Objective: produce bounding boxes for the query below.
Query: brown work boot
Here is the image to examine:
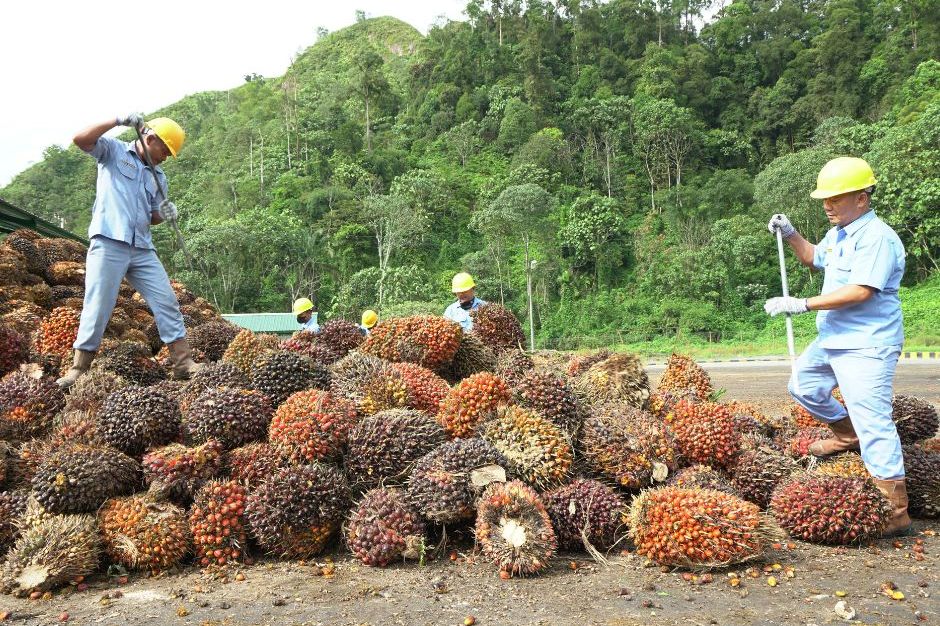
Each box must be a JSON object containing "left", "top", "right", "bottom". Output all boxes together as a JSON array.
[
  {"left": 166, "top": 338, "right": 204, "bottom": 380},
  {"left": 872, "top": 478, "right": 913, "bottom": 537},
  {"left": 56, "top": 350, "right": 95, "bottom": 389},
  {"left": 808, "top": 417, "right": 860, "bottom": 456}
]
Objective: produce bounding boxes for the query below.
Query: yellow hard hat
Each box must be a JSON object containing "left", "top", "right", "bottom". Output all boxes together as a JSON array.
[
  {"left": 147, "top": 117, "right": 186, "bottom": 157},
  {"left": 451, "top": 272, "right": 476, "bottom": 293},
  {"left": 810, "top": 157, "right": 877, "bottom": 199},
  {"left": 292, "top": 297, "right": 314, "bottom": 316},
  {"left": 361, "top": 309, "right": 378, "bottom": 329}
]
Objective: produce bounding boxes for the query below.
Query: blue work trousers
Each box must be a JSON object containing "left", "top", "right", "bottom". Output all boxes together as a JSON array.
[
  {"left": 74, "top": 236, "right": 186, "bottom": 352},
  {"left": 788, "top": 338, "right": 904, "bottom": 479}
]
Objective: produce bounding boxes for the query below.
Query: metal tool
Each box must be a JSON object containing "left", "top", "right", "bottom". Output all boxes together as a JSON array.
[{"left": 775, "top": 227, "right": 800, "bottom": 394}]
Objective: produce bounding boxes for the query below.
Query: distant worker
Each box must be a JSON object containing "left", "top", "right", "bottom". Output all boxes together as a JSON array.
[
  {"left": 443, "top": 272, "right": 485, "bottom": 332},
  {"left": 292, "top": 297, "right": 319, "bottom": 333},
  {"left": 57, "top": 113, "right": 202, "bottom": 389},
  {"left": 765, "top": 156, "right": 909, "bottom": 536},
  {"left": 360, "top": 309, "right": 378, "bottom": 335}
]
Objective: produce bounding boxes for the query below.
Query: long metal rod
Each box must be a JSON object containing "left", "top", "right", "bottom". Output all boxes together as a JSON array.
[{"left": 776, "top": 228, "right": 800, "bottom": 394}]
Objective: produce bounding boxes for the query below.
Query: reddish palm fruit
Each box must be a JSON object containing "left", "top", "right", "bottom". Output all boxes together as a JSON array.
[
  {"left": 512, "top": 371, "right": 581, "bottom": 436},
  {"left": 542, "top": 479, "right": 626, "bottom": 551},
  {"left": 437, "top": 372, "right": 510, "bottom": 438},
  {"left": 32, "top": 307, "right": 80, "bottom": 361},
  {"left": 189, "top": 480, "right": 249, "bottom": 567},
  {"left": 268, "top": 389, "right": 358, "bottom": 463},
  {"left": 360, "top": 316, "right": 462, "bottom": 369},
  {"left": 99, "top": 494, "right": 189, "bottom": 572},
  {"left": 142, "top": 439, "right": 225, "bottom": 502},
  {"left": 346, "top": 487, "right": 427, "bottom": 566},
  {"left": 392, "top": 362, "right": 450, "bottom": 414},
  {"left": 475, "top": 481, "right": 556, "bottom": 577},
  {"left": 656, "top": 353, "right": 713, "bottom": 401},
  {"left": 665, "top": 399, "right": 740, "bottom": 469},
  {"left": 225, "top": 442, "right": 290, "bottom": 489}
]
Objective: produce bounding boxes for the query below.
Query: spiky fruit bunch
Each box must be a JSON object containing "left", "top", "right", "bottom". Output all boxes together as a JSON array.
[
  {"left": 494, "top": 350, "right": 533, "bottom": 388},
  {"left": 902, "top": 444, "right": 940, "bottom": 518},
  {"left": 573, "top": 353, "right": 650, "bottom": 410},
  {"left": 731, "top": 446, "right": 798, "bottom": 508},
  {"left": 437, "top": 372, "right": 510, "bottom": 438},
  {"left": 345, "top": 409, "right": 447, "bottom": 490},
  {"left": 98, "top": 495, "right": 189, "bottom": 571},
  {"left": 0, "top": 302, "right": 45, "bottom": 337},
  {"left": 630, "top": 487, "right": 782, "bottom": 568},
  {"left": 512, "top": 371, "right": 580, "bottom": 436},
  {"left": 225, "top": 443, "right": 290, "bottom": 489},
  {"left": 46, "top": 261, "right": 85, "bottom": 286},
  {"left": 475, "top": 481, "right": 556, "bottom": 577},
  {"left": 566, "top": 350, "right": 612, "bottom": 378},
  {"left": 35, "top": 237, "right": 86, "bottom": 265},
  {"left": 281, "top": 331, "right": 339, "bottom": 365},
  {"left": 408, "top": 438, "right": 507, "bottom": 524},
  {"left": 10, "top": 439, "right": 60, "bottom": 487},
  {"left": 178, "top": 361, "right": 250, "bottom": 412},
  {"left": 923, "top": 438, "right": 940, "bottom": 453},
  {"left": 142, "top": 439, "right": 225, "bottom": 501},
  {"left": 770, "top": 475, "right": 891, "bottom": 544},
  {"left": 189, "top": 480, "right": 249, "bottom": 567},
  {"left": 470, "top": 304, "right": 525, "bottom": 353},
  {"left": 542, "top": 479, "right": 626, "bottom": 551},
  {"left": 648, "top": 388, "right": 702, "bottom": 420},
  {"left": 813, "top": 452, "right": 868, "bottom": 479},
  {"left": 346, "top": 487, "right": 427, "bottom": 567},
  {"left": 246, "top": 464, "right": 350, "bottom": 558},
  {"left": 222, "top": 330, "right": 280, "bottom": 375},
  {"left": 361, "top": 316, "right": 462, "bottom": 369},
  {"left": 99, "top": 386, "right": 181, "bottom": 455},
  {"left": 0, "top": 369, "right": 66, "bottom": 441},
  {"left": 665, "top": 400, "right": 739, "bottom": 469},
  {"left": 391, "top": 363, "right": 449, "bottom": 414},
  {"left": 51, "top": 409, "right": 101, "bottom": 446},
  {"left": 481, "top": 405, "right": 572, "bottom": 488},
  {"left": 581, "top": 403, "right": 678, "bottom": 490},
  {"left": 656, "top": 353, "right": 713, "bottom": 401},
  {"left": 667, "top": 465, "right": 739, "bottom": 496},
  {"left": 317, "top": 319, "right": 365, "bottom": 359},
  {"left": 183, "top": 387, "right": 272, "bottom": 450},
  {"left": 442, "top": 334, "right": 498, "bottom": 382},
  {"left": 31, "top": 444, "right": 141, "bottom": 513},
  {"left": 32, "top": 307, "right": 80, "bottom": 361},
  {"left": 250, "top": 351, "right": 329, "bottom": 407},
  {"left": 1, "top": 229, "right": 44, "bottom": 276},
  {"left": 0, "top": 512, "right": 100, "bottom": 596},
  {"left": 359, "top": 369, "right": 410, "bottom": 415},
  {"left": 784, "top": 427, "right": 833, "bottom": 458},
  {"left": 0, "top": 490, "right": 29, "bottom": 554},
  {"left": 790, "top": 403, "right": 821, "bottom": 429},
  {"left": 187, "top": 321, "right": 240, "bottom": 362},
  {"left": 93, "top": 341, "right": 166, "bottom": 385},
  {"left": 268, "top": 389, "right": 358, "bottom": 463},
  {"left": 63, "top": 369, "right": 127, "bottom": 414},
  {"left": 329, "top": 351, "right": 387, "bottom": 404},
  {"left": 0, "top": 325, "right": 28, "bottom": 376},
  {"left": 893, "top": 395, "right": 939, "bottom": 444},
  {"left": 724, "top": 400, "right": 779, "bottom": 434}
]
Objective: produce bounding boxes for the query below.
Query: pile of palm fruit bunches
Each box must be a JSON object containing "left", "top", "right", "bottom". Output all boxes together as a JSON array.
[{"left": 0, "top": 228, "right": 937, "bottom": 596}]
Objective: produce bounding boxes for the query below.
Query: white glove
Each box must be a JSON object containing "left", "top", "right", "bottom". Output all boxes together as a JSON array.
[
  {"left": 764, "top": 296, "right": 809, "bottom": 316},
  {"left": 116, "top": 113, "right": 144, "bottom": 128},
  {"left": 159, "top": 200, "right": 178, "bottom": 222},
  {"left": 767, "top": 214, "right": 796, "bottom": 239}
]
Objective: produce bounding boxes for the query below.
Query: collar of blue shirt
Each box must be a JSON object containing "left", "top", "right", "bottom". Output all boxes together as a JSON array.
[
  {"left": 124, "top": 140, "right": 164, "bottom": 175},
  {"left": 839, "top": 209, "right": 876, "bottom": 239}
]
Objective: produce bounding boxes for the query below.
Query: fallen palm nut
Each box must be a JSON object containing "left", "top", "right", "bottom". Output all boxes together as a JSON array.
[
  {"left": 464, "top": 617, "right": 476, "bottom": 626},
  {"left": 767, "top": 576, "right": 778, "bottom": 587}
]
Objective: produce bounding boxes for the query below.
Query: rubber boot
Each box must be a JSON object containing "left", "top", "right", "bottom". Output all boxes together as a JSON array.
[
  {"left": 808, "top": 417, "right": 860, "bottom": 456},
  {"left": 55, "top": 350, "right": 95, "bottom": 389},
  {"left": 872, "top": 478, "right": 913, "bottom": 537},
  {"left": 167, "top": 338, "right": 204, "bottom": 380}
]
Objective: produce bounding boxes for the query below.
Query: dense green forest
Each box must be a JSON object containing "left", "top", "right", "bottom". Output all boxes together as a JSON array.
[{"left": 3, "top": 1, "right": 939, "bottom": 348}]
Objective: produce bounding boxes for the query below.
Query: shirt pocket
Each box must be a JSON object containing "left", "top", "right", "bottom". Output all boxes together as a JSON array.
[{"left": 116, "top": 159, "right": 138, "bottom": 180}]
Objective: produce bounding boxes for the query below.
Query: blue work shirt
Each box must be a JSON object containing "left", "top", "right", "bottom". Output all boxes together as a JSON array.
[
  {"left": 85, "top": 136, "right": 165, "bottom": 250},
  {"left": 812, "top": 210, "right": 905, "bottom": 349},
  {"left": 300, "top": 314, "right": 320, "bottom": 333},
  {"left": 443, "top": 297, "right": 485, "bottom": 331}
]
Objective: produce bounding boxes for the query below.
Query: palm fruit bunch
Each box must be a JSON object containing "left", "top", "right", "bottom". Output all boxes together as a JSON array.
[
  {"left": 93, "top": 341, "right": 166, "bottom": 385},
  {"left": 902, "top": 444, "right": 940, "bottom": 518},
  {"left": 731, "top": 445, "right": 798, "bottom": 508},
  {"left": 437, "top": 372, "right": 510, "bottom": 438},
  {"left": 63, "top": 368, "right": 127, "bottom": 415},
  {"left": 316, "top": 319, "right": 365, "bottom": 360},
  {"left": 0, "top": 512, "right": 100, "bottom": 596},
  {"left": 665, "top": 399, "right": 740, "bottom": 470},
  {"left": 391, "top": 363, "right": 449, "bottom": 414},
  {"left": 0, "top": 490, "right": 29, "bottom": 555},
  {"left": 656, "top": 353, "right": 713, "bottom": 401},
  {"left": 442, "top": 334, "right": 498, "bottom": 382},
  {"left": 46, "top": 261, "right": 85, "bottom": 286},
  {"left": 346, "top": 487, "right": 427, "bottom": 567},
  {"left": 142, "top": 439, "right": 225, "bottom": 502},
  {"left": 35, "top": 237, "right": 86, "bottom": 266},
  {"left": 329, "top": 352, "right": 388, "bottom": 405},
  {"left": 32, "top": 307, "right": 81, "bottom": 362},
  {"left": 222, "top": 329, "right": 280, "bottom": 375},
  {"left": 1, "top": 230, "right": 44, "bottom": 276},
  {"left": 359, "top": 368, "right": 410, "bottom": 415},
  {"left": 542, "top": 478, "right": 626, "bottom": 551},
  {"left": 630, "top": 486, "right": 782, "bottom": 568},
  {"left": 177, "top": 361, "right": 250, "bottom": 412},
  {"left": 790, "top": 403, "right": 822, "bottom": 429},
  {"left": 225, "top": 443, "right": 291, "bottom": 489},
  {"left": 572, "top": 353, "right": 650, "bottom": 410},
  {"left": 182, "top": 387, "right": 271, "bottom": 450},
  {"left": 189, "top": 480, "right": 249, "bottom": 567},
  {"left": 470, "top": 304, "right": 525, "bottom": 353},
  {"left": 784, "top": 426, "right": 833, "bottom": 458},
  {"left": 923, "top": 438, "right": 940, "bottom": 453},
  {"left": 0, "top": 369, "right": 66, "bottom": 441},
  {"left": 495, "top": 349, "right": 534, "bottom": 388},
  {"left": 187, "top": 321, "right": 240, "bottom": 362},
  {"left": 512, "top": 371, "right": 580, "bottom": 436},
  {"left": 51, "top": 409, "right": 102, "bottom": 446},
  {"left": 770, "top": 475, "right": 891, "bottom": 544},
  {"left": 667, "top": 464, "right": 739, "bottom": 496},
  {"left": 566, "top": 350, "right": 611, "bottom": 378},
  {"left": 812, "top": 452, "right": 868, "bottom": 479},
  {"left": 99, "top": 386, "right": 181, "bottom": 455},
  {"left": 31, "top": 444, "right": 141, "bottom": 514},
  {"left": 10, "top": 439, "right": 60, "bottom": 487},
  {"left": 345, "top": 409, "right": 447, "bottom": 490},
  {"left": 724, "top": 400, "right": 779, "bottom": 434},
  {"left": 281, "top": 331, "right": 339, "bottom": 365},
  {"left": 0, "top": 302, "right": 45, "bottom": 337},
  {"left": 98, "top": 495, "right": 189, "bottom": 572},
  {"left": 170, "top": 280, "right": 196, "bottom": 305},
  {"left": 361, "top": 315, "right": 462, "bottom": 369},
  {"left": 0, "top": 284, "right": 51, "bottom": 309},
  {"left": 246, "top": 463, "right": 350, "bottom": 558},
  {"left": 0, "top": 324, "right": 29, "bottom": 376},
  {"left": 475, "top": 480, "right": 556, "bottom": 577},
  {"left": 581, "top": 403, "right": 678, "bottom": 490},
  {"left": 892, "top": 395, "right": 938, "bottom": 444},
  {"left": 481, "top": 405, "right": 572, "bottom": 488},
  {"left": 268, "top": 389, "right": 358, "bottom": 463},
  {"left": 408, "top": 438, "right": 507, "bottom": 524},
  {"left": 250, "top": 351, "right": 329, "bottom": 407}
]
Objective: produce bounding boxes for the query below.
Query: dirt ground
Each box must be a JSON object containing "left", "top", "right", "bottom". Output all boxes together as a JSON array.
[{"left": 4, "top": 361, "right": 939, "bottom": 626}]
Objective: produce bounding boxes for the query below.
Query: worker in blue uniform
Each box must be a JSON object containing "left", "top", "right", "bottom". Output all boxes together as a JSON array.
[
  {"left": 443, "top": 272, "right": 485, "bottom": 331},
  {"left": 293, "top": 298, "right": 320, "bottom": 333}
]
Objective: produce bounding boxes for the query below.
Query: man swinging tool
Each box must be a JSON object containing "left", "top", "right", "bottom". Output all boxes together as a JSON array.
[
  {"left": 57, "top": 113, "right": 203, "bottom": 388},
  {"left": 765, "top": 156, "right": 910, "bottom": 536}
]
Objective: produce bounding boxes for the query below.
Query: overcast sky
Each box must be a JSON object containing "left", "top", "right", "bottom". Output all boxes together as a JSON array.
[{"left": 0, "top": 0, "right": 468, "bottom": 187}]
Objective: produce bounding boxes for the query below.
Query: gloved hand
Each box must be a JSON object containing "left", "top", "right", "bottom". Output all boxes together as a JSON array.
[
  {"left": 767, "top": 214, "right": 796, "bottom": 239},
  {"left": 116, "top": 113, "right": 144, "bottom": 128},
  {"left": 764, "top": 296, "right": 809, "bottom": 316},
  {"left": 159, "top": 200, "right": 178, "bottom": 222}
]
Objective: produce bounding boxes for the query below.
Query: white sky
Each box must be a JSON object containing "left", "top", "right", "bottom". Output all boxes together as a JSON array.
[{"left": 0, "top": 0, "right": 468, "bottom": 187}]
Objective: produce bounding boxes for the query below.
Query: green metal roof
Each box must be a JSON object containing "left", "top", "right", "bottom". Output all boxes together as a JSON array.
[
  {"left": 0, "top": 197, "right": 88, "bottom": 244},
  {"left": 222, "top": 313, "right": 298, "bottom": 335}
]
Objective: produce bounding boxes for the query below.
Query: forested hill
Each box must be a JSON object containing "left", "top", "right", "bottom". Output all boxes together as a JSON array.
[{"left": 3, "top": 4, "right": 938, "bottom": 348}]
